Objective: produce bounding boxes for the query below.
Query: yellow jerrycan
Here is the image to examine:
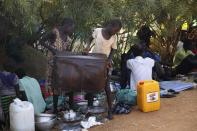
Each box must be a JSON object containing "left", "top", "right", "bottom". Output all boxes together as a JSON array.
[{"left": 137, "top": 80, "right": 160, "bottom": 112}]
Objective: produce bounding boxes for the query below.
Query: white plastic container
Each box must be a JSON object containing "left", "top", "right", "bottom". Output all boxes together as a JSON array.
[{"left": 9, "top": 98, "right": 35, "bottom": 131}]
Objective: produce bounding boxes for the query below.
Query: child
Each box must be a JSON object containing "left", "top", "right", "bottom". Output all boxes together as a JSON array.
[
  {"left": 41, "top": 18, "right": 75, "bottom": 52},
  {"left": 85, "top": 19, "right": 122, "bottom": 67},
  {"left": 84, "top": 19, "right": 122, "bottom": 116},
  {"left": 127, "top": 44, "right": 155, "bottom": 90},
  {"left": 40, "top": 18, "right": 75, "bottom": 93},
  {"left": 40, "top": 18, "right": 75, "bottom": 113}
]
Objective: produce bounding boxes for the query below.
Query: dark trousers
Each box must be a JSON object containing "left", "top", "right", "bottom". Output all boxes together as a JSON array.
[{"left": 120, "top": 53, "right": 131, "bottom": 89}]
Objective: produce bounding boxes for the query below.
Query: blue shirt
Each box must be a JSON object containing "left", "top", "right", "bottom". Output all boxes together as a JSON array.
[{"left": 128, "top": 50, "right": 160, "bottom": 62}]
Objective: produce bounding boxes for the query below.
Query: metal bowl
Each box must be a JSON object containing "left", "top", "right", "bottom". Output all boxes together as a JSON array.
[
  {"left": 61, "top": 111, "right": 83, "bottom": 124},
  {"left": 62, "top": 115, "right": 83, "bottom": 124},
  {"left": 35, "top": 114, "right": 57, "bottom": 131}
]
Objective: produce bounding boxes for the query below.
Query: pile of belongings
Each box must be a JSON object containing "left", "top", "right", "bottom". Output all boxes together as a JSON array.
[
  {"left": 113, "top": 103, "right": 132, "bottom": 114},
  {"left": 113, "top": 89, "right": 137, "bottom": 114},
  {"left": 159, "top": 80, "right": 195, "bottom": 98},
  {"left": 110, "top": 82, "right": 121, "bottom": 92},
  {"left": 159, "top": 80, "right": 195, "bottom": 92},
  {"left": 81, "top": 116, "right": 103, "bottom": 129}
]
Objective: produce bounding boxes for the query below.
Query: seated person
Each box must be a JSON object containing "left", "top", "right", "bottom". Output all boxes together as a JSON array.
[
  {"left": 192, "top": 43, "right": 197, "bottom": 55},
  {"left": 121, "top": 25, "right": 162, "bottom": 88},
  {"left": 127, "top": 44, "right": 155, "bottom": 90},
  {"left": 188, "top": 26, "right": 197, "bottom": 54},
  {"left": 0, "top": 70, "right": 19, "bottom": 125},
  {"left": 176, "top": 29, "right": 188, "bottom": 52},
  {"left": 121, "top": 40, "right": 164, "bottom": 88},
  {"left": 15, "top": 68, "right": 46, "bottom": 114},
  {"left": 176, "top": 40, "right": 184, "bottom": 51},
  {"left": 173, "top": 39, "right": 197, "bottom": 75}
]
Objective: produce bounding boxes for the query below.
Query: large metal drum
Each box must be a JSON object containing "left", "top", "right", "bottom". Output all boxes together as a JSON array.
[{"left": 51, "top": 52, "right": 108, "bottom": 93}]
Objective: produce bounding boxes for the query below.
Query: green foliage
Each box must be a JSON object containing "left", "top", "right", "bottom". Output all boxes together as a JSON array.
[{"left": 0, "top": 0, "right": 196, "bottom": 69}]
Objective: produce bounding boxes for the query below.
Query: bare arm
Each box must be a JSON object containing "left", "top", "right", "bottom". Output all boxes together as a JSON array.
[
  {"left": 108, "top": 48, "right": 116, "bottom": 61},
  {"left": 107, "top": 48, "right": 116, "bottom": 68},
  {"left": 85, "top": 36, "right": 94, "bottom": 51}
]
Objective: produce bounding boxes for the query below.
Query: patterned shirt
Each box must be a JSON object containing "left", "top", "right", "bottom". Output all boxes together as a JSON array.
[{"left": 46, "top": 28, "right": 72, "bottom": 93}]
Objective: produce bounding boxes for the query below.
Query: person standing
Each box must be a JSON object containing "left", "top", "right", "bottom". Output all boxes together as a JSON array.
[
  {"left": 85, "top": 19, "right": 122, "bottom": 119},
  {"left": 85, "top": 19, "right": 122, "bottom": 67},
  {"left": 40, "top": 18, "right": 75, "bottom": 112}
]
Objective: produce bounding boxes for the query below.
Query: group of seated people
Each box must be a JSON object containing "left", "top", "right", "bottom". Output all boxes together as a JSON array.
[
  {"left": 173, "top": 39, "right": 197, "bottom": 75},
  {"left": 124, "top": 39, "right": 196, "bottom": 91},
  {"left": 121, "top": 25, "right": 197, "bottom": 90}
]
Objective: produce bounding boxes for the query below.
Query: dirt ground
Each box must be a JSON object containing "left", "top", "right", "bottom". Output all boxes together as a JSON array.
[{"left": 90, "top": 88, "right": 197, "bottom": 131}]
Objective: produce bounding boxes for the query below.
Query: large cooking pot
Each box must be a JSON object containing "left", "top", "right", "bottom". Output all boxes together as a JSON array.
[{"left": 51, "top": 52, "right": 108, "bottom": 93}]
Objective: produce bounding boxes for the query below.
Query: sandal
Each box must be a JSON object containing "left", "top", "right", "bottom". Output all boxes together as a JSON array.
[{"left": 168, "top": 89, "right": 179, "bottom": 94}]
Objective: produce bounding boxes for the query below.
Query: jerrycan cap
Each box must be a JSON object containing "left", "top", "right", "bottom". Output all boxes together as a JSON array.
[{"left": 139, "top": 81, "right": 144, "bottom": 85}]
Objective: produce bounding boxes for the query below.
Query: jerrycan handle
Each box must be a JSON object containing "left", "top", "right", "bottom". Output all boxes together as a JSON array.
[{"left": 13, "top": 98, "right": 24, "bottom": 107}]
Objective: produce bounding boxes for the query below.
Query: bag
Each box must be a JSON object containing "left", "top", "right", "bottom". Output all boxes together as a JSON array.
[{"left": 116, "top": 89, "right": 137, "bottom": 105}]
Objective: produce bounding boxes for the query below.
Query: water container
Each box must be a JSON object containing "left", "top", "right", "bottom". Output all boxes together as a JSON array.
[
  {"left": 9, "top": 98, "right": 35, "bottom": 131},
  {"left": 137, "top": 80, "right": 160, "bottom": 112}
]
